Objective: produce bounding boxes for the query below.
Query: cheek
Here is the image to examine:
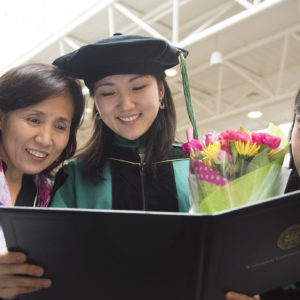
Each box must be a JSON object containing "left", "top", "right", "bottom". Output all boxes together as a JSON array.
[
  {"left": 95, "top": 100, "right": 113, "bottom": 116},
  {"left": 55, "top": 132, "right": 70, "bottom": 153}
]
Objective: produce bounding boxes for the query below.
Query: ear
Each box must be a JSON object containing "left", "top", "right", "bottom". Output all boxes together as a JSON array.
[{"left": 158, "top": 82, "right": 165, "bottom": 101}]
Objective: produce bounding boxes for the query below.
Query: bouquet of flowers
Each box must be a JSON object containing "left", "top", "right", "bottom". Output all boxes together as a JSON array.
[{"left": 183, "top": 123, "right": 291, "bottom": 214}]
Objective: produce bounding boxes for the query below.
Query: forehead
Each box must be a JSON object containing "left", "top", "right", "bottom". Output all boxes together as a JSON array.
[
  {"left": 12, "top": 94, "right": 74, "bottom": 119},
  {"left": 94, "top": 74, "right": 154, "bottom": 87}
]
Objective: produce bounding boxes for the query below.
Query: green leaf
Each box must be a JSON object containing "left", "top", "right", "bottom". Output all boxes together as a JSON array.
[
  {"left": 246, "top": 147, "right": 270, "bottom": 173},
  {"left": 269, "top": 143, "right": 290, "bottom": 164}
]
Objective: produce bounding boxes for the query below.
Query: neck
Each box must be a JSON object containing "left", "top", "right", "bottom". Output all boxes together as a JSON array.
[
  {"left": 113, "top": 132, "right": 148, "bottom": 149},
  {"left": 5, "top": 169, "right": 23, "bottom": 184}
]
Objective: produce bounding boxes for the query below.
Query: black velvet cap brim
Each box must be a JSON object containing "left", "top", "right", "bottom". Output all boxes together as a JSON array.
[{"left": 53, "top": 34, "right": 188, "bottom": 89}]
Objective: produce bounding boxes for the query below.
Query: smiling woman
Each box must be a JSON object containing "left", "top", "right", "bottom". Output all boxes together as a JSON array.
[
  {"left": 93, "top": 74, "right": 163, "bottom": 141},
  {"left": 0, "top": 62, "right": 85, "bottom": 299},
  {"left": 51, "top": 34, "right": 190, "bottom": 212},
  {"left": 0, "top": 95, "right": 73, "bottom": 202}
]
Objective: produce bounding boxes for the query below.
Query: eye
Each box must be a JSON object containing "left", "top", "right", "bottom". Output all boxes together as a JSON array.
[
  {"left": 27, "top": 117, "right": 40, "bottom": 125},
  {"left": 132, "top": 85, "right": 146, "bottom": 91},
  {"left": 55, "top": 122, "right": 67, "bottom": 131},
  {"left": 101, "top": 91, "right": 115, "bottom": 97},
  {"left": 95, "top": 88, "right": 115, "bottom": 98}
]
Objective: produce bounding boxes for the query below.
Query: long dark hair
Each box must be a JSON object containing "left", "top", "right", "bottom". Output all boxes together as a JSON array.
[
  {"left": 78, "top": 76, "right": 176, "bottom": 183},
  {"left": 0, "top": 63, "right": 85, "bottom": 176},
  {"left": 289, "top": 89, "right": 300, "bottom": 169}
]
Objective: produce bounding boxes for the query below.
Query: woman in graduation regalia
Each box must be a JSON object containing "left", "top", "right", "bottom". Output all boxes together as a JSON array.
[{"left": 51, "top": 34, "right": 191, "bottom": 212}]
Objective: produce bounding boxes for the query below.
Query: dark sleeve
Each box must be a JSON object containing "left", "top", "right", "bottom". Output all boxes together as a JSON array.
[
  {"left": 50, "top": 167, "right": 69, "bottom": 200},
  {"left": 15, "top": 175, "right": 36, "bottom": 207}
]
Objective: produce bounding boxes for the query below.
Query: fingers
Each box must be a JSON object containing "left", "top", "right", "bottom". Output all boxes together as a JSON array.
[
  {"left": 0, "top": 249, "right": 51, "bottom": 299},
  {"left": 226, "top": 291, "right": 260, "bottom": 300},
  {"left": 0, "top": 275, "right": 51, "bottom": 299},
  {"left": 0, "top": 262, "right": 44, "bottom": 277},
  {"left": 0, "top": 275, "right": 51, "bottom": 289},
  {"left": 0, "top": 249, "right": 27, "bottom": 264}
]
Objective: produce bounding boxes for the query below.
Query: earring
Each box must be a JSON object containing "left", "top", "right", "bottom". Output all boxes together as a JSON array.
[
  {"left": 95, "top": 111, "right": 101, "bottom": 120},
  {"left": 159, "top": 100, "right": 166, "bottom": 110}
]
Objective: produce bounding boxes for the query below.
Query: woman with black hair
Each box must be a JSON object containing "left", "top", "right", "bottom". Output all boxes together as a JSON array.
[
  {"left": 0, "top": 63, "right": 85, "bottom": 299},
  {"left": 51, "top": 34, "right": 190, "bottom": 212}
]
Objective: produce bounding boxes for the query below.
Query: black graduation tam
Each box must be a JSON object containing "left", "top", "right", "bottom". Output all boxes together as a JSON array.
[{"left": 53, "top": 33, "right": 188, "bottom": 89}]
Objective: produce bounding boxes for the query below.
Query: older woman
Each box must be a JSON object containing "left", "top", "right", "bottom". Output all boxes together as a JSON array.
[{"left": 0, "top": 63, "right": 85, "bottom": 299}]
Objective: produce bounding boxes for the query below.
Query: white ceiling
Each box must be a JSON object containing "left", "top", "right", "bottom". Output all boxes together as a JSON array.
[{"left": 1, "top": 0, "right": 300, "bottom": 145}]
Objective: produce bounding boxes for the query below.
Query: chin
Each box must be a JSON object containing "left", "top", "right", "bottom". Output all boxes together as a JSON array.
[{"left": 23, "top": 166, "right": 46, "bottom": 176}]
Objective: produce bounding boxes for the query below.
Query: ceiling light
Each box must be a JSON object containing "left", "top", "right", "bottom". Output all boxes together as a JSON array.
[
  {"left": 248, "top": 111, "right": 262, "bottom": 119},
  {"left": 165, "top": 68, "right": 177, "bottom": 77},
  {"left": 210, "top": 51, "right": 223, "bottom": 66}
]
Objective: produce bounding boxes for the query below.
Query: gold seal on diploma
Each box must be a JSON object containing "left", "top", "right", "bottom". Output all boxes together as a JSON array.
[{"left": 277, "top": 224, "right": 300, "bottom": 250}]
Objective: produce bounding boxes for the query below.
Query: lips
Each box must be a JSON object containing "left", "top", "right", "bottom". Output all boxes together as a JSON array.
[
  {"left": 26, "top": 148, "right": 48, "bottom": 158},
  {"left": 118, "top": 114, "right": 140, "bottom": 122}
]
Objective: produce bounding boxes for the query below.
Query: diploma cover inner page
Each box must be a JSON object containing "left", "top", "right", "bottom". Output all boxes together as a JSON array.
[{"left": 0, "top": 190, "right": 299, "bottom": 300}]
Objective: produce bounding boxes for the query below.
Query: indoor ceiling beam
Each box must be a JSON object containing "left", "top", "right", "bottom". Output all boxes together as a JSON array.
[
  {"left": 188, "top": 23, "right": 300, "bottom": 78},
  {"left": 291, "top": 32, "right": 300, "bottom": 43},
  {"left": 225, "top": 60, "right": 274, "bottom": 97},
  {"left": 189, "top": 95, "right": 215, "bottom": 116},
  {"left": 178, "top": 91, "right": 295, "bottom": 132},
  {"left": 63, "top": 37, "right": 80, "bottom": 50},
  {"left": 1, "top": 0, "right": 116, "bottom": 74},
  {"left": 108, "top": 6, "right": 115, "bottom": 36},
  {"left": 216, "top": 66, "right": 223, "bottom": 114},
  {"left": 113, "top": 2, "right": 166, "bottom": 40},
  {"left": 172, "top": 0, "right": 179, "bottom": 44},
  {"left": 177, "top": 0, "right": 285, "bottom": 48},
  {"left": 234, "top": 0, "right": 253, "bottom": 9},
  {"left": 180, "top": 1, "right": 235, "bottom": 34},
  {"left": 224, "top": 86, "right": 255, "bottom": 112},
  {"left": 171, "top": 83, "right": 215, "bottom": 116},
  {"left": 186, "top": 2, "right": 236, "bottom": 37},
  {"left": 123, "top": 0, "right": 192, "bottom": 35},
  {"left": 276, "top": 35, "right": 289, "bottom": 95},
  {"left": 59, "top": 40, "right": 65, "bottom": 57}
]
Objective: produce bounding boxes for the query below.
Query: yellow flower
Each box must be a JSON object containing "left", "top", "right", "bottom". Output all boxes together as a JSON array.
[
  {"left": 201, "top": 143, "right": 221, "bottom": 165},
  {"left": 235, "top": 140, "right": 260, "bottom": 157},
  {"left": 203, "top": 159, "right": 212, "bottom": 168}
]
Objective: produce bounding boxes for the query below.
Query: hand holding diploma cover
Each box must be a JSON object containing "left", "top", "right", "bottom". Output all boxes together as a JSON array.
[{"left": 0, "top": 190, "right": 299, "bottom": 300}]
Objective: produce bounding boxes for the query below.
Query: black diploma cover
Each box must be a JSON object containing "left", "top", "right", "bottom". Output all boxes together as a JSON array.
[{"left": 0, "top": 190, "right": 300, "bottom": 300}]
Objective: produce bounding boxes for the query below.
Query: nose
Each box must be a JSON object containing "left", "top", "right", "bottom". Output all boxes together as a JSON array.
[
  {"left": 118, "top": 91, "right": 135, "bottom": 111},
  {"left": 35, "top": 126, "right": 53, "bottom": 147}
]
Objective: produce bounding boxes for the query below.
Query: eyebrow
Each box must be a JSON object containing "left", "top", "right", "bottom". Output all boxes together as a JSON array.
[
  {"left": 28, "top": 110, "right": 71, "bottom": 124},
  {"left": 129, "top": 75, "right": 148, "bottom": 82},
  {"left": 95, "top": 75, "right": 148, "bottom": 88}
]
